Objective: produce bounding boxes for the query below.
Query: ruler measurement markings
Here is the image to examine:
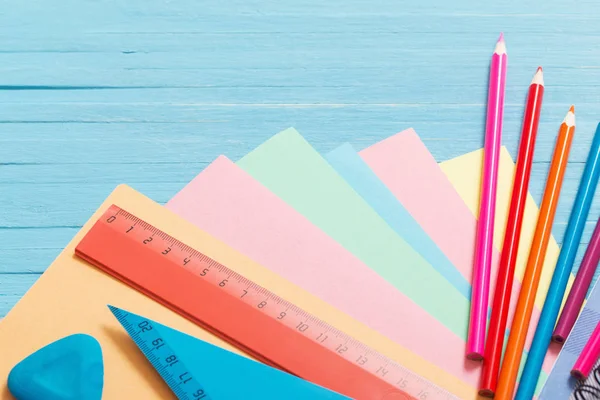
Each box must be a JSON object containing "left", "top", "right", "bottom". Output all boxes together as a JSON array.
[
  {"left": 111, "top": 307, "right": 209, "bottom": 400},
  {"left": 84, "top": 206, "right": 457, "bottom": 400}
]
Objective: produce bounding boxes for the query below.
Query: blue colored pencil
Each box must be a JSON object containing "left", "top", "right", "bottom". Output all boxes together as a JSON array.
[{"left": 516, "top": 122, "right": 600, "bottom": 399}]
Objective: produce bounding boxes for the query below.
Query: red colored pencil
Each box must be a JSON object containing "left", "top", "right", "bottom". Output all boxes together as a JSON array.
[{"left": 479, "top": 67, "right": 544, "bottom": 397}]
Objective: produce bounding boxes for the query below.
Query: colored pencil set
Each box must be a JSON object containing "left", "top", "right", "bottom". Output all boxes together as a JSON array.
[
  {"left": 2, "top": 32, "right": 600, "bottom": 400},
  {"left": 467, "top": 34, "right": 600, "bottom": 399}
]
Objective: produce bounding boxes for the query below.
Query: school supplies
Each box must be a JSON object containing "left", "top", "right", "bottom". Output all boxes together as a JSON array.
[
  {"left": 496, "top": 106, "right": 576, "bottom": 400},
  {"left": 469, "top": 32, "right": 508, "bottom": 361},
  {"left": 0, "top": 31, "right": 587, "bottom": 400},
  {"left": 167, "top": 134, "right": 560, "bottom": 396},
  {"left": 7, "top": 334, "right": 104, "bottom": 400},
  {"left": 518, "top": 118, "right": 600, "bottom": 399},
  {"left": 362, "top": 130, "right": 559, "bottom": 337},
  {"left": 441, "top": 146, "right": 565, "bottom": 383},
  {"left": 539, "top": 279, "right": 600, "bottom": 398},
  {"left": 108, "top": 305, "right": 348, "bottom": 399},
  {"left": 554, "top": 123, "right": 600, "bottom": 343},
  {"left": 571, "top": 321, "right": 600, "bottom": 380},
  {"left": 361, "top": 129, "right": 561, "bottom": 382},
  {"left": 166, "top": 155, "right": 479, "bottom": 391},
  {"left": 0, "top": 186, "right": 468, "bottom": 399},
  {"left": 571, "top": 360, "right": 600, "bottom": 399},
  {"left": 554, "top": 217, "right": 600, "bottom": 342},
  {"left": 332, "top": 131, "right": 558, "bottom": 392},
  {"left": 441, "top": 145, "right": 567, "bottom": 313},
  {"left": 0, "top": 127, "right": 566, "bottom": 399},
  {"left": 75, "top": 204, "right": 457, "bottom": 400},
  {"left": 480, "top": 67, "right": 544, "bottom": 396}
]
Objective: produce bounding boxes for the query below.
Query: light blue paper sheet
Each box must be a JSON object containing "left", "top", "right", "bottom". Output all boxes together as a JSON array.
[{"left": 324, "top": 143, "right": 471, "bottom": 299}]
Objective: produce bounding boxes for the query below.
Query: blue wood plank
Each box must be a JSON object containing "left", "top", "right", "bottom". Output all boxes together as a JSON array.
[{"left": 1, "top": 0, "right": 600, "bottom": 318}]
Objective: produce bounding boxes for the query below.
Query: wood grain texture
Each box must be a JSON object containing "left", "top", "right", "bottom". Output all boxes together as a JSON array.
[{"left": 1, "top": 0, "right": 599, "bottom": 317}]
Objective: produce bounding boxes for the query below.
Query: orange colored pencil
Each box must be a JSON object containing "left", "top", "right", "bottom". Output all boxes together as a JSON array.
[{"left": 495, "top": 106, "right": 576, "bottom": 400}]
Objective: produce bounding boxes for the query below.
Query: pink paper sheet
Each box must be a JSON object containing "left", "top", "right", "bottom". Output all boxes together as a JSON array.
[
  {"left": 165, "top": 155, "right": 481, "bottom": 388},
  {"left": 360, "top": 129, "right": 491, "bottom": 281},
  {"left": 359, "top": 128, "right": 557, "bottom": 372}
]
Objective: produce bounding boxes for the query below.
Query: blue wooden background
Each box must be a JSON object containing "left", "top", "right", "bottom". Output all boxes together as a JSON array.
[{"left": 1, "top": 0, "right": 599, "bottom": 318}]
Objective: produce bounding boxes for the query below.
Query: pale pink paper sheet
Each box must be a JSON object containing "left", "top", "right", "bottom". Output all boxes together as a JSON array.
[
  {"left": 360, "top": 129, "right": 492, "bottom": 282},
  {"left": 166, "top": 155, "right": 482, "bottom": 389},
  {"left": 359, "top": 128, "right": 557, "bottom": 372}
]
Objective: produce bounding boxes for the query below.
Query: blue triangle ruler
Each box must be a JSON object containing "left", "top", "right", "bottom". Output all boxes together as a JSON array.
[{"left": 108, "top": 305, "right": 350, "bottom": 400}]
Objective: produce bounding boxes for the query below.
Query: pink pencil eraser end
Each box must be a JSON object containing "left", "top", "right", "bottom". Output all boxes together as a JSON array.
[
  {"left": 571, "top": 369, "right": 587, "bottom": 380},
  {"left": 466, "top": 351, "right": 484, "bottom": 362}
]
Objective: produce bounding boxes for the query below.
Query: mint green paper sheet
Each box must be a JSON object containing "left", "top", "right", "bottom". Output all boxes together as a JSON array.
[{"left": 237, "top": 128, "right": 469, "bottom": 338}]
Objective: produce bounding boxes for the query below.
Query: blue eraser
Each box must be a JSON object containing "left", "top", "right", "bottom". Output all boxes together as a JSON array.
[{"left": 7, "top": 333, "right": 103, "bottom": 400}]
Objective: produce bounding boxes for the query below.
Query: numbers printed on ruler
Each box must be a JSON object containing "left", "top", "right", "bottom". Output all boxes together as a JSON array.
[
  {"left": 102, "top": 208, "right": 456, "bottom": 400},
  {"left": 111, "top": 308, "right": 210, "bottom": 400}
]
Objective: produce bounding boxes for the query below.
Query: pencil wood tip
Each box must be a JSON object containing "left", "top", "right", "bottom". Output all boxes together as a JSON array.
[
  {"left": 532, "top": 67, "right": 544, "bottom": 86},
  {"left": 494, "top": 33, "right": 507, "bottom": 54},
  {"left": 564, "top": 106, "right": 576, "bottom": 126}
]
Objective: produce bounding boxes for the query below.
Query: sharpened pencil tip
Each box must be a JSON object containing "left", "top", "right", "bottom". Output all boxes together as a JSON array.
[
  {"left": 494, "top": 33, "right": 507, "bottom": 54},
  {"left": 532, "top": 67, "right": 544, "bottom": 86},
  {"left": 564, "top": 106, "right": 576, "bottom": 127}
]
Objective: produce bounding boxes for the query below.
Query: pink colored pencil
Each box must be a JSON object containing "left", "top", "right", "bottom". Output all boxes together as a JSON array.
[
  {"left": 572, "top": 320, "right": 600, "bottom": 380},
  {"left": 467, "top": 33, "right": 507, "bottom": 360}
]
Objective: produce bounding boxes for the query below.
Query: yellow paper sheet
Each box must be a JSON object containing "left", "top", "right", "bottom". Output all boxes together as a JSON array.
[
  {"left": 0, "top": 185, "right": 473, "bottom": 400},
  {"left": 440, "top": 146, "right": 573, "bottom": 311}
]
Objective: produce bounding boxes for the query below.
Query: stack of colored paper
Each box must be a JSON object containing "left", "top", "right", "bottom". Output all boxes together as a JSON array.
[
  {"left": 0, "top": 123, "right": 573, "bottom": 399},
  {"left": 2, "top": 35, "right": 600, "bottom": 400}
]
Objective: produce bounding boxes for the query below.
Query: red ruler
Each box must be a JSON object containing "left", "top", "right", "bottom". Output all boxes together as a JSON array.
[{"left": 75, "top": 205, "right": 458, "bottom": 400}]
